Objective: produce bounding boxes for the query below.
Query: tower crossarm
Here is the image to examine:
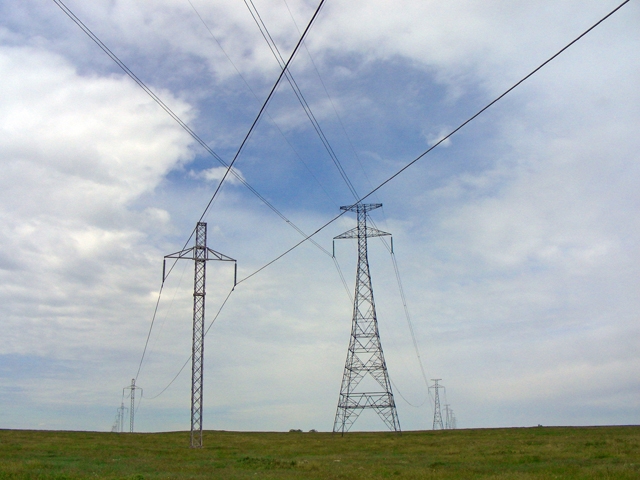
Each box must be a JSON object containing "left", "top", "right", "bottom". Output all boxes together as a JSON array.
[
  {"left": 164, "top": 247, "right": 236, "bottom": 284},
  {"left": 165, "top": 247, "right": 235, "bottom": 262},
  {"left": 163, "top": 222, "right": 236, "bottom": 448},
  {"left": 340, "top": 203, "right": 382, "bottom": 213},
  {"left": 334, "top": 226, "right": 391, "bottom": 240},
  {"left": 164, "top": 246, "right": 196, "bottom": 260}
]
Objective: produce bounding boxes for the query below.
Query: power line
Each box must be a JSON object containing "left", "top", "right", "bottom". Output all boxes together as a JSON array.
[
  {"left": 283, "top": 23, "right": 436, "bottom": 407},
  {"left": 52, "top": 0, "right": 334, "bottom": 385},
  {"left": 389, "top": 242, "right": 432, "bottom": 406},
  {"left": 116, "top": 0, "right": 630, "bottom": 399},
  {"left": 241, "top": 0, "right": 359, "bottom": 300},
  {"left": 235, "top": 0, "right": 631, "bottom": 284},
  {"left": 187, "top": 0, "right": 355, "bottom": 302},
  {"left": 56, "top": 0, "right": 628, "bottom": 412},
  {"left": 51, "top": 0, "right": 329, "bottom": 257},
  {"left": 188, "top": 0, "right": 343, "bottom": 213},
  {"left": 135, "top": 283, "right": 164, "bottom": 380},
  {"left": 281, "top": 0, "right": 379, "bottom": 200},
  {"left": 243, "top": 0, "right": 360, "bottom": 201},
  {"left": 50, "top": 0, "right": 337, "bottom": 265},
  {"left": 144, "top": 287, "right": 235, "bottom": 400},
  {"left": 356, "top": 0, "right": 632, "bottom": 206}
]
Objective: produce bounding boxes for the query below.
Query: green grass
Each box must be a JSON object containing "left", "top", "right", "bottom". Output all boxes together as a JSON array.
[{"left": 0, "top": 426, "right": 639, "bottom": 479}]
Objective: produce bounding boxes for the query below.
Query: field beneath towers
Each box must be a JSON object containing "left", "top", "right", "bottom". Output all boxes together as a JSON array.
[{"left": 0, "top": 426, "right": 639, "bottom": 479}]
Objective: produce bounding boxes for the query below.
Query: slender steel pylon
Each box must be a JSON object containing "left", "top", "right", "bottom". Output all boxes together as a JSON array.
[
  {"left": 123, "top": 378, "right": 141, "bottom": 433},
  {"left": 164, "top": 222, "right": 236, "bottom": 448},
  {"left": 430, "top": 379, "right": 444, "bottom": 430},
  {"left": 333, "top": 203, "right": 400, "bottom": 434}
]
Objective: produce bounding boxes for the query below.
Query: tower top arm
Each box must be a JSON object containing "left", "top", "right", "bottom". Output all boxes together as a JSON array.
[
  {"left": 164, "top": 247, "right": 236, "bottom": 262},
  {"left": 335, "top": 202, "right": 389, "bottom": 239},
  {"left": 340, "top": 203, "right": 382, "bottom": 214},
  {"left": 334, "top": 226, "right": 391, "bottom": 240}
]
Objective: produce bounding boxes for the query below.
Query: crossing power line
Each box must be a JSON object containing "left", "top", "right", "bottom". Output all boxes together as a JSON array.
[
  {"left": 49, "top": 0, "right": 333, "bottom": 387},
  {"left": 233, "top": 0, "right": 632, "bottom": 284}
]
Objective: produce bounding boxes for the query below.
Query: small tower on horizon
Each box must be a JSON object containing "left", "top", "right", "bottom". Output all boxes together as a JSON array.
[
  {"left": 123, "top": 378, "right": 141, "bottom": 433},
  {"left": 430, "top": 379, "right": 444, "bottom": 430}
]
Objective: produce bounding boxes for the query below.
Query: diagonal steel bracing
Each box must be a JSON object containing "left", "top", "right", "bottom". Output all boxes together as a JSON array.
[
  {"left": 164, "top": 222, "right": 236, "bottom": 448},
  {"left": 333, "top": 203, "right": 400, "bottom": 434}
]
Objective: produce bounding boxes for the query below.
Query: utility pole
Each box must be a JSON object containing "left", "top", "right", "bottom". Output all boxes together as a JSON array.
[
  {"left": 430, "top": 379, "right": 444, "bottom": 430},
  {"left": 333, "top": 203, "right": 400, "bottom": 434},
  {"left": 164, "top": 222, "right": 236, "bottom": 448},
  {"left": 123, "top": 378, "right": 141, "bottom": 433}
]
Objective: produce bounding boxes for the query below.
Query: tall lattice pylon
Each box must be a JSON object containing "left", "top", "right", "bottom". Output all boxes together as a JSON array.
[
  {"left": 430, "top": 379, "right": 444, "bottom": 430},
  {"left": 333, "top": 203, "right": 400, "bottom": 434},
  {"left": 164, "top": 222, "right": 236, "bottom": 448}
]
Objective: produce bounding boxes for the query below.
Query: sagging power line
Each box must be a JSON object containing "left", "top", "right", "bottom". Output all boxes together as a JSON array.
[{"left": 234, "top": 0, "right": 632, "bottom": 284}]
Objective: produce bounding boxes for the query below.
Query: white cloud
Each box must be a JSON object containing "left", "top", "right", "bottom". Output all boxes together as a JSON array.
[
  {"left": 191, "top": 166, "right": 245, "bottom": 185},
  {"left": 0, "top": 44, "right": 195, "bottom": 403},
  {"left": 425, "top": 127, "right": 452, "bottom": 148}
]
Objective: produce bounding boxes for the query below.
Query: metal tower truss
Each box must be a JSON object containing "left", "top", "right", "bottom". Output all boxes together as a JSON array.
[
  {"left": 333, "top": 203, "right": 400, "bottom": 434},
  {"left": 444, "top": 404, "right": 451, "bottom": 430},
  {"left": 430, "top": 379, "right": 444, "bottom": 430},
  {"left": 123, "top": 378, "right": 141, "bottom": 433},
  {"left": 164, "top": 222, "right": 236, "bottom": 448},
  {"left": 117, "top": 401, "right": 127, "bottom": 433}
]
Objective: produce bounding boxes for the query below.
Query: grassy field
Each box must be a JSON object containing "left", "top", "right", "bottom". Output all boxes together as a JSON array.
[{"left": 0, "top": 426, "right": 638, "bottom": 479}]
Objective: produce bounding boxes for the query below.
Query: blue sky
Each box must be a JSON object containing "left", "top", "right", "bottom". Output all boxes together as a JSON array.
[{"left": 0, "top": 0, "right": 639, "bottom": 433}]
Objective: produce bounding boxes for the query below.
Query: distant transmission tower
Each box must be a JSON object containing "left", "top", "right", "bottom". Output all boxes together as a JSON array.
[
  {"left": 430, "top": 379, "right": 444, "bottom": 430},
  {"left": 164, "top": 222, "right": 236, "bottom": 448},
  {"left": 123, "top": 379, "right": 141, "bottom": 433},
  {"left": 333, "top": 203, "right": 400, "bottom": 434},
  {"left": 117, "top": 401, "right": 127, "bottom": 433},
  {"left": 444, "top": 404, "right": 451, "bottom": 429}
]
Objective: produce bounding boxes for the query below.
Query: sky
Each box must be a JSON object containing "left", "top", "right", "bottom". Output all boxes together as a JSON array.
[{"left": 0, "top": 0, "right": 639, "bottom": 433}]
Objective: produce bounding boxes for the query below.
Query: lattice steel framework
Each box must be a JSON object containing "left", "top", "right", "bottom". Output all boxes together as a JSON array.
[
  {"left": 111, "top": 402, "right": 127, "bottom": 433},
  {"left": 333, "top": 203, "right": 400, "bottom": 434},
  {"left": 164, "top": 222, "right": 236, "bottom": 448},
  {"left": 123, "top": 378, "right": 141, "bottom": 433},
  {"left": 118, "top": 401, "right": 127, "bottom": 433},
  {"left": 444, "top": 404, "right": 451, "bottom": 430},
  {"left": 431, "top": 379, "right": 444, "bottom": 430}
]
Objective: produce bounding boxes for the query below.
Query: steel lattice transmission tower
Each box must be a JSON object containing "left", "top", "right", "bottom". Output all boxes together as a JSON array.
[
  {"left": 111, "top": 401, "right": 127, "bottom": 433},
  {"left": 444, "top": 404, "right": 451, "bottom": 430},
  {"left": 333, "top": 203, "right": 400, "bottom": 434},
  {"left": 123, "top": 379, "right": 141, "bottom": 433},
  {"left": 164, "top": 222, "right": 236, "bottom": 448},
  {"left": 117, "top": 401, "right": 127, "bottom": 433},
  {"left": 430, "top": 379, "right": 444, "bottom": 430}
]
